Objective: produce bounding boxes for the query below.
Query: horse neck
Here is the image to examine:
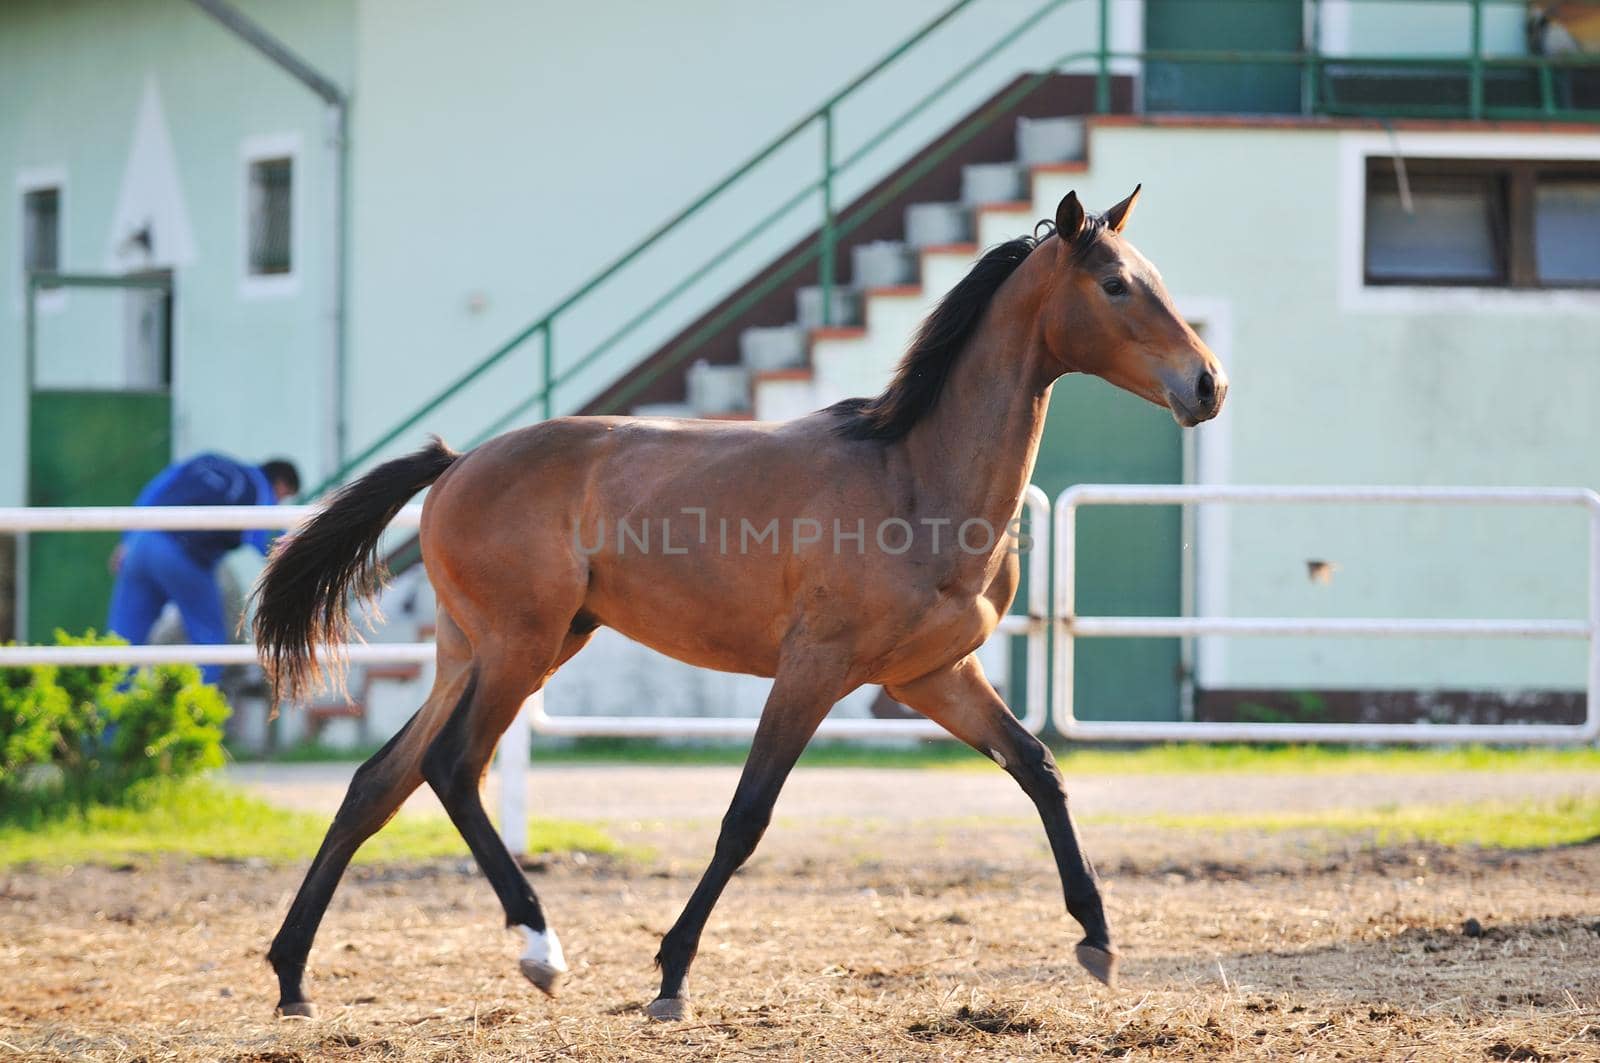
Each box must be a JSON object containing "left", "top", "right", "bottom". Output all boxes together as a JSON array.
[{"left": 899, "top": 251, "right": 1057, "bottom": 534}]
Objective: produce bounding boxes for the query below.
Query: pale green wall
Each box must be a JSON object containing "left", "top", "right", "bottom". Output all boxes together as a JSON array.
[
  {"left": 343, "top": 0, "right": 1099, "bottom": 454},
  {"left": 1035, "top": 124, "right": 1599, "bottom": 693},
  {"left": 1323, "top": 0, "right": 1527, "bottom": 57},
  {"left": 0, "top": 0, "right": 355, "bottom": 508}
]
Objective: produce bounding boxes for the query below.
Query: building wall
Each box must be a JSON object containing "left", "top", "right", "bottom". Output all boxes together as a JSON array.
[
  {"left": 1032, "top": 122, "right": 1600, "bottom": 694},
  {"left": 0, "top": 0, "right": 356, "bottom": 508},
  {"left": 1320, "top": 0, "right": 1528, "bottom": 57},
  {"left": 4, "top": 0, "right": 1122, "bottom": 497},
  {"left": 341, "top": 0, "right": 1113, "bottom": 455}
]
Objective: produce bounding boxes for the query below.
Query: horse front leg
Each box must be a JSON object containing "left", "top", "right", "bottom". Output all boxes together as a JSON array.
[
  {"left": 649, "top": 646, "right": 851, "bottom": 1021},
  {"left": 888, "top": 654, "right": 1118, "bottom": 987}
]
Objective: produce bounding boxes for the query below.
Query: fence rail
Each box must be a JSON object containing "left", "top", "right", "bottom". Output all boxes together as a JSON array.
[
  {"left": 1053, "top": 484, "right": 1600, "bottom": 745},
  {"left": 0, "top": 491, "right": 1049, "bottom": 736},
  {"left": 6, "top": 488, "right": 1596, "bottom": 744}
]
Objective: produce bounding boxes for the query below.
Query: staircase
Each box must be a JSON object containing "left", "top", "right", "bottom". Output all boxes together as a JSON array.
[{"left": 629, "top": 113, "right": 1088, "bottom": 423}]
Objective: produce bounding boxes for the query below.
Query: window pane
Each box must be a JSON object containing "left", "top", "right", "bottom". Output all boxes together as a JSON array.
[
  {"left": 1365, "top": 174, "right": 1501, "bottom": 283},
  {"left": 248, "top": 157, "right": 292, "bottom": 275},
  {"left": 22, "top": 188, "right": 60, "bottom": 273},
  {"left": 1535, "top": 179, "right": 1600, "bottom": 285}
]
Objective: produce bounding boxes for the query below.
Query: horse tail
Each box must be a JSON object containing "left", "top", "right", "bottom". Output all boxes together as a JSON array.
[{"left": 253, "top": 436, "right": 459, "bottom": 705}]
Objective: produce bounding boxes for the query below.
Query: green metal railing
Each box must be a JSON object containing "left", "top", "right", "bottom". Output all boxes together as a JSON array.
[{"left": 308, "top": 0, "right": 1598, "bottom": 499}]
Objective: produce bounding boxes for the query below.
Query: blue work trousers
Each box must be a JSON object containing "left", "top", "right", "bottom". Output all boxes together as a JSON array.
[{"left": 107, "top": 531, "right": 229, "bottom": 685}]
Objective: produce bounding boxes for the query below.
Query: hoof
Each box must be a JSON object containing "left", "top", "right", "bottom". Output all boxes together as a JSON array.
[
  {"left": 646, "top": 996, "right": 691, "bottom": 1023},
  {"left": 519, "top": 958, "right": 565, "bottom": 997},
  {"left": 1075, "top": 941, "right": 1120, "bottom": 989},
  {"left": 276, "top": 1000, "right": 318, "bottom": 1019}
]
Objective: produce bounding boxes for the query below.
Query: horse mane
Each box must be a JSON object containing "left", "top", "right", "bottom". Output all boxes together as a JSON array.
[{"left": 828, "top": 217, "right": 1104, "bottom": 441}]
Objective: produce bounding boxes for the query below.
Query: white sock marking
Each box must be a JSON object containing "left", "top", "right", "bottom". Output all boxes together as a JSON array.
[{"left": 520, "top": 925, "right": 567, "bottom": 972}]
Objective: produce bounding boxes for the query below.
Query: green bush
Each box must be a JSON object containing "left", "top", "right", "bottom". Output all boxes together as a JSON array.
[
  {"left": 106, "top": 663, "right": 228, "bottom": 785},
  {"left": 0, "top": 630, "right": 228, "bottom": 809},
  {"left": 0, "top": 663, "right": 69, "bottom": 791}
]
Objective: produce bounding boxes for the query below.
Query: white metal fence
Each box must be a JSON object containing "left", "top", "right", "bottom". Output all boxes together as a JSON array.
[
  {"left": 0, "top": 488, "right": 1051, "bottom": 737},
  {"left": 1053, "top": 485, "right": 1600, "bottom": 745},
  {"left": 5, "top": 486, "right": 1596, "bottom": 745}
]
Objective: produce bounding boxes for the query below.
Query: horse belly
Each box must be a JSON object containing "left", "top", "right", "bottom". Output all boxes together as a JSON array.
[{"left": 584, "top": 556, "right": 786, "bottom": 678}]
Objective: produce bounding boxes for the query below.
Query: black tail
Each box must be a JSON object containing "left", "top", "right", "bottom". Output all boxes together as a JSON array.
[{"left": 253, "top": 437, "right": 459, "bottom": 705}]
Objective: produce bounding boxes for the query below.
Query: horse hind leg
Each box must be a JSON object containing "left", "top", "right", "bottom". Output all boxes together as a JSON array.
[
  {"left": 267, "top": 630, "right": 475, "bottom": 1017},
  {"left": 419, "top": 623, "right": 593, "bottom": 996}
]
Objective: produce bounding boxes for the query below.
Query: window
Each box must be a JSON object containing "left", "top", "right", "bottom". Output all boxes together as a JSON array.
[
  {"left": 1365, "top": 158, "right": 1600, "bottom": 289},
  {"left": 246, "top": 156, "right": 292, "bottom": 276},
  {"left": 1534, "top": 179, "right": 1600, "bottom": 286},
  {"left": 22, "top": 186, "right": 60, "bottom": 274}
]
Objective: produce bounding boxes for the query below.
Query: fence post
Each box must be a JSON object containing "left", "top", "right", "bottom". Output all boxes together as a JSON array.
[{"left": 498, "top": 691, "right": 536, "bottom": 857}]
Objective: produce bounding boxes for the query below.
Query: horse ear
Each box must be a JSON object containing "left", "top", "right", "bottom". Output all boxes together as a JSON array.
[
  {"left": 1055, "top": 191, "right": 1085, "bottom": 242},
  {"left": 1105, "top": 184, "right": 1142, "bottom": 234}
]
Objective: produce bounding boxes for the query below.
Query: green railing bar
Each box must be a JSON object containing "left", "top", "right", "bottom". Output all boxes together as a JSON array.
[
  {"left": 539, "top": 322, "right": 553, "bottom": 420},
  {"left": 1323, "top": 101, "right": 1600, "bottom": 121},
  {"left": 1469, "top": 0, "right": 1484, "bottom": 120},
  {"left": 468, "top": 173, "right": 838, "bottom": 443},
  {"left": 820, "top": 106, "right": 836, "bottom": 329},
  {"left": 833, "top": 0, "right": 1071, "bottom": 177},
  {"left": 815, "top": 0, "right": 979, "bottom": 112},
  {"left": 539, "top": 177, "right": 828, "bottom": 403},
  {"left": 1133, "top": 49, "right": 1600, "bottom": 69}
]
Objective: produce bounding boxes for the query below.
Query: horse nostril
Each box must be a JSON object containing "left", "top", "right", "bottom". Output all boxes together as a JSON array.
[{"left": 1196, "top": 370, "right": 1216, "bottom": 404}]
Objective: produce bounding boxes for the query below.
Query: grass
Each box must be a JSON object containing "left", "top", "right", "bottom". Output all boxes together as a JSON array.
[
  {"left": 1051, "top": 743, "right": 1600, "bottom": 776},
  {"left": 1108, "top": 794, "right": 1600, "bottom": 850},
  {"left": 250, "top": 737, "right": 1600, "bottom": 776},
  {"left": 0, "top": 778, "right": 617, "bottom": 867}
]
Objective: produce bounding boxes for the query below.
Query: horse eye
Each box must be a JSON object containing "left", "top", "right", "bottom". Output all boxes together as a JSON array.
[{"left": 1101, "top": 278, "right": 1128, "bottom": 297}]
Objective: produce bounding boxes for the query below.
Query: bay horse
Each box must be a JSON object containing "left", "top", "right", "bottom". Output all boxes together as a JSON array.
[{"left": 253, "top": 187, "right": 1227, "bottom": 1022}]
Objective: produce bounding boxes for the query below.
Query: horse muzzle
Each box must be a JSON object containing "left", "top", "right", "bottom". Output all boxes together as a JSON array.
[{"left": 1162, "top": 365, "right": 1227, "bottom": 427}]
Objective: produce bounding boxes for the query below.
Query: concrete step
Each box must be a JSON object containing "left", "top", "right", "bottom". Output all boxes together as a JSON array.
[
  {"left": 686, "top": 360, "right": 751, "bottom": 415},
  {"left": 794, "top": 285, "right": 863, "bottom": 329},
  {"left": 851, "top": 240, "right": 918, "bottom": 288},
  {"left": 633, "top": 401, "right": 697, "bottom": 419},
  {"left": 904, "top": 202, "right": 972, "bottom": 248},
  {"left": 962, "top": 162, "right": 1025, "bottom": 206},
  {"left": 740, "top": 324, "right": 807, "bottom": 373},
  {"left": 1015, "top": 115, "right": 1085, "bottom": 166}
]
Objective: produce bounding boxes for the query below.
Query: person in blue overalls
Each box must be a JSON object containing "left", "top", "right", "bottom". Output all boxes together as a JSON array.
[{"left": 107, "top": 453, "right": 301, "bottom": 684}]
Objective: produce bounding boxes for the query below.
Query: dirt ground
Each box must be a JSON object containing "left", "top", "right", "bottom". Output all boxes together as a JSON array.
[{"left": 3, "top": 767, "right": 1599, "bottom": 1061}]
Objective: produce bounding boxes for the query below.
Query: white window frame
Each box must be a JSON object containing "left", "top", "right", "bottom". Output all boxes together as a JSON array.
[
  {"left": 239, "top": 132, "right": 302, "bottom": 300},
  {"left": 16, "top": 166, "right": 67, "bottom": 316},
  {"left": 1337, "top": 130, "right": 1600, "bottom": 315},
  {"left": 1172, "top": 294, "right": 1235, "bottom": 698}
]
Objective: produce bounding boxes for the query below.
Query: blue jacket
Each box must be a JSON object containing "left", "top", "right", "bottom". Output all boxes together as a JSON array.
[{"left": 126, "top": 453, "right": 278, "bottom": 567}]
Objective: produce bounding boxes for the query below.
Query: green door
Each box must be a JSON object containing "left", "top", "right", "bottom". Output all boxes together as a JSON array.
[
  {"left": 1145, "top": 0, "right": 1304, "bottom": 115},
  {"left": 1033, "top": 379, "right": 1183, "bottom": 722},
  {"left": 26, "top": 390, "right": 172, "bottom": 640}
]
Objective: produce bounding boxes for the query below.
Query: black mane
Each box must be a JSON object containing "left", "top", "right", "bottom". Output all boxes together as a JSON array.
[{"left": 828, "top": 219, "right": 1103, "bottom": 441}]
